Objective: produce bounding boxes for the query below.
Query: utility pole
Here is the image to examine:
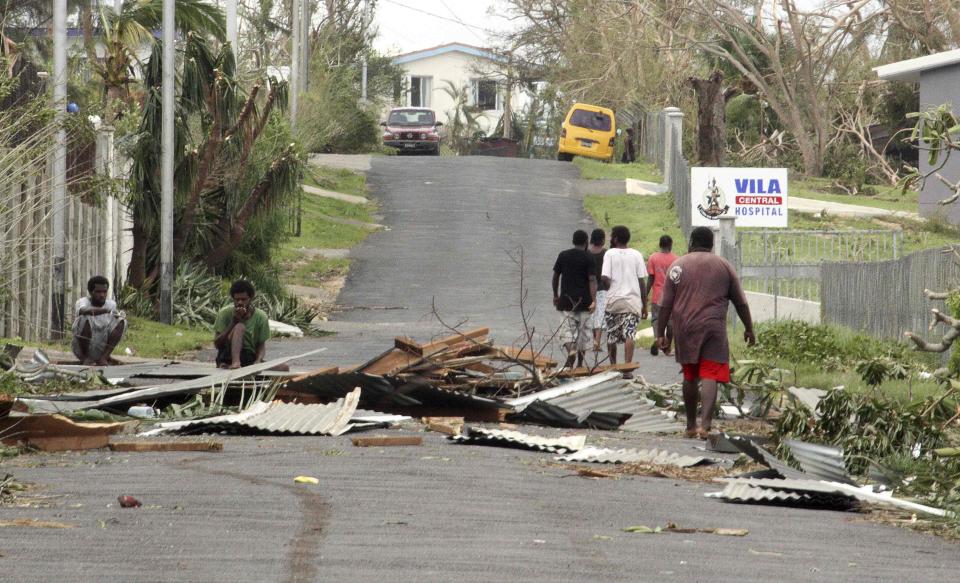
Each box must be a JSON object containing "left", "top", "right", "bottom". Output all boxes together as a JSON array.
[
  {"left": 290, "top": 0, "right": 300, "bottom": 129},
  {"left": 300, "top": 0, "right": 310, "bottom": 91},
  {"left": 51, "top": 0, "right": 67, "bottom": 339},
  {"left": 159, "top": 0, "right": 175, "bottom": 323},
  {"left": 360, "top": 0, "right": 370, "bottom": 102},
  {"left": 227, "top": 0, "right": 238, "bottom": 50}
]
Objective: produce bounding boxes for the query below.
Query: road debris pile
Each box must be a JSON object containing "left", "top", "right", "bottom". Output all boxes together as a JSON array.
[{"left": 1, "top": 328, "right": 680, "bottom": 453}]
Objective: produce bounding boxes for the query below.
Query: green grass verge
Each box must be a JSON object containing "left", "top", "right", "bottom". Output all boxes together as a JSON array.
[
  {"left": 573, "top": 157, "right": 661, "bottom": 182},
  {"left": 584, "top": 194, "right": 684, "bottom": 257},
  {"left": 281, "top": 166, "right": 375, "bottom": 287},
  {"left": 792, "top": 176, "right": 918, "bottom": 213},
  {"left": 0, "top": 316, "right": 211, "bottom": 361}
]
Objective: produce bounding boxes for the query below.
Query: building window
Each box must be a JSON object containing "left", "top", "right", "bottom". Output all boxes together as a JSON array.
[
  {"left": 409, "top": 76, "right": 431, "bottom": 107},
  {"left": 472, "top": 79, "right": 499, "bottom": 111}
]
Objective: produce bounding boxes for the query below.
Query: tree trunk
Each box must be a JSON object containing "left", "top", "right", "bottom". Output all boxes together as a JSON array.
[
  {"left": 689, "top": 70, "right": 726, "bottom": 167},
  {"left": 129, "top": 218, "right": 147, "bottom": 289}
]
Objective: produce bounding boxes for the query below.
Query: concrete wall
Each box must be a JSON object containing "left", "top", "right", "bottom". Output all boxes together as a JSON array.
[
  {"left": 919, "top": 65, "right": 960, "bottom": 224},
  {"left": 389, "top": 51, "right": 529, "bottom": 136},
  {"left": 744, "top": 291, "right": 821, "bottom": 324}
]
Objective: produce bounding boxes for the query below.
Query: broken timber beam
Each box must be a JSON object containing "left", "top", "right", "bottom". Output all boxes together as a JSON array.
[
  {"left": 493, "top": 346, "right": 557, "bottom": 368},
  {"left": 109, "top": 441, "right": 224, "bottom": 452},
  {"left": 556, "top": 362, "right": 640, "bottom": 378},
  {"left": 351, "top": 436, "right": 423, "bottom": 447}
]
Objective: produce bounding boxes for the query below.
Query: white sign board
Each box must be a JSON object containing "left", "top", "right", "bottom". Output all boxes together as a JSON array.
[{"left": 691, "top": 167, "right": 788, "bottom": 228}]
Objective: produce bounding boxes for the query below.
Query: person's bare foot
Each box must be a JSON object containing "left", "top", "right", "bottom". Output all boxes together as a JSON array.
[
  {"left": 684, "top": 428, "right": 699, "bottom": 439},
  {"left": 82, "top": 358, "right": 96, "bottom": 366},
  {"left": 95, "top": 358, "right": 109, "bottom": 367},
  {"left": 697, "top": 428, "right": 712, "bottom": 440},
  {"left": 228, "top": 362, "right": 242, "bottom": 370}
]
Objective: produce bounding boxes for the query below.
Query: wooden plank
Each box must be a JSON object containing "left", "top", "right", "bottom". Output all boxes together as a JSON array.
[
  {"left": 493, "top": 346, "right": 557, "bottom": 368},
  {"left": 351, "top": 436, "right": 423, "bottom": 447},
  {"left": 419, "top": 327, "right": 490, "bottom": 355},
  {"left": 556, "top": 362, "right": 641, "bottom": 378},
  {"left": 423, "top": 416, "right": 464, "bottom": 436},
  {"left": 464, "top": 362, "right": 496, "bottom": 375},
  {"left": 109, "top": 441, "right": 223, "bottom": 452},
  {"left": 360, "top": 348, "right": 422, "bottom": 376},
  {"left": 394, "top": 336, "right": 425, "bottom": 355},
  {"left": 289, "top": 366, "right": 339, "bottom": 383},
  {"left": 28, "top": 435, "right": 109, "bottom": 452}
]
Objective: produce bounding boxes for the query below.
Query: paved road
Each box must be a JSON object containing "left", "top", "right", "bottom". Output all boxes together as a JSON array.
[
  {"left": 4, "top": 157, "right": 958, "bottom": 582},
  {"left": 272, "top": 155, "right": 679, "bottom": 382}
]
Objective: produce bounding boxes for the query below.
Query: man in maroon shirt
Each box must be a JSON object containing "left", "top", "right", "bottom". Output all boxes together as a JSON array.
[{"left": 654, "top": 227, "right": 755, "bottom": 439}]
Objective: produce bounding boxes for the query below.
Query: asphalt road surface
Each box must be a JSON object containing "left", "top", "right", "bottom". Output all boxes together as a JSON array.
[{"left": 3, "top": 157, "right": 958, "bottom": 582}]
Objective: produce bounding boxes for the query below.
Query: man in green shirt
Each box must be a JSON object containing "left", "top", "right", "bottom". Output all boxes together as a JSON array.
[{"left": 213, "top": 280, "right": 274, "bottom": 369}]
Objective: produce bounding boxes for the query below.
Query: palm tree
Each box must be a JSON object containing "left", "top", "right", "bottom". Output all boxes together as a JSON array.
[
  {"left": 127, "top": 34, "right": 298, "bottom": 290},
  {"left": 439, "top": 80, "right": 480, "bottom": 155},
  {"left": 81, "top": 0, "right": 225, "bottom": 123}
]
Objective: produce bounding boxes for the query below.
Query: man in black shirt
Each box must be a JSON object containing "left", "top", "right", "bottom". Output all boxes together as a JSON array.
[{"left": 552, "top": 229, "right": 597, "bottom": 368}]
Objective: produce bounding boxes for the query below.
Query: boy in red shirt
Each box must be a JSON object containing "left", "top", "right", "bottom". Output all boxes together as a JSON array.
[{"left": 647, "top": 235, "right": 678, "bottom": 356}]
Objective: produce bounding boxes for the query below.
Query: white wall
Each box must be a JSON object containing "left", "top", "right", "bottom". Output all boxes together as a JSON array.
[
  {"left": 389, "top": 51, "right": 531, "bottom": 136},
  {"left": 744, "top": 291, "right": 821, "bottom": 324}
]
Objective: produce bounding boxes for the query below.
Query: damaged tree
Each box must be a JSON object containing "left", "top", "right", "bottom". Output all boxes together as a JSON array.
[
  {"left": 689, "top": 70, "right": 738, "bottom": 167},
  {"left": 902, "top": 105, "right": 960, "bottom": 377}
]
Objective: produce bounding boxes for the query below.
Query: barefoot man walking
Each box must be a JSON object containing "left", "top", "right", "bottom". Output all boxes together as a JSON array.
[{"left": 654, "top": 227, "right": 755, "bottom": 439}]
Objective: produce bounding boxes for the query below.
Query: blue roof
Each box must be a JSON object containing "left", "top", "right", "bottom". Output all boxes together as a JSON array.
[{"left": 393, "top": 43, "right": 499, "bottom": 65}]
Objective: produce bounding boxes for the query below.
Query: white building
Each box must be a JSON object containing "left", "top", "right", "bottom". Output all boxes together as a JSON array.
[{"left": 390, "top": 42, "right": 530, "bottom": 136}]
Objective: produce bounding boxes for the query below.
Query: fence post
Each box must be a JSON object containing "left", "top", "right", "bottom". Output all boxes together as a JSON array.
[
  {"left": 719, "top": 216, "right": 739, "bottom": 329},
  {"left": 662, "top": 107, "right": 682, "bottom": 189},
  {"left": 96, "top": 125, "right": 117, "bottom": 297}
]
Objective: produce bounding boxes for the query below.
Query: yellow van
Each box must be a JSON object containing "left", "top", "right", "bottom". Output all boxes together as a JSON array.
[{"left": 557, "top": 103, "right": 616, "bottom": 162}]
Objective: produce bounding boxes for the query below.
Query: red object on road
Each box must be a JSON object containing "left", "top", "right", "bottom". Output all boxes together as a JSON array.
[{"left": 118, "top": 495, "right": 142, "bottom": 508}]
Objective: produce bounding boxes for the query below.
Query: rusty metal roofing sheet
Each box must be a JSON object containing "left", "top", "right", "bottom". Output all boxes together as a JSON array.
[
  {"left": 556, "top": 446, "right": 711, "bottom": 467},
  {"left": 515, "top": 379, "right": 681, "bottom": 433},
  {"left": 450, "top": 427, "right": 585, "bottom": 453},
  {"left": 783, "top": 439, "right": 855, "bottom": 485},
  {"left": 142, "top": 388, "right": 362, "bottom": 436},
  {"left": 283, "top": 373, "right": 505, "bottom": 411}
]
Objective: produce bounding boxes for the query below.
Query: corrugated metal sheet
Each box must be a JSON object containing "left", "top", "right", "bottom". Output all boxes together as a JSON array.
[
  {"left": 556, "top": 446, "right": 710, "bottom": 467},
  {"left": 506, "top": 371, "right": 623, "bottom": 408},
  {"left": 711, "top": 478, "right": 859, "bottom": 510},
  {"left": 783, "top": 439, "right": 855, "bottom": 485},
  {"left": 786, "top": 387, "right": 828, "bottom": 418},
  {"left": 514, "top": 379, "right": 681, "bottom": 433},
  {"left": 142, "top": 389, "right": 362, "bottom": 436},
  {"left": 727, "top": 436, "right": 809, "bottom": 480},
  {"left": 450, "top": 427, "right": 586, "bottom": 453},
  {"left": 283, "top": 373, "right": 505, "bottom": 411}
]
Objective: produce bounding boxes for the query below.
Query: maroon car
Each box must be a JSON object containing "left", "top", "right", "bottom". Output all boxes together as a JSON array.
[{"left": 381, "top": 108, "right": 442, "bottom": 155}]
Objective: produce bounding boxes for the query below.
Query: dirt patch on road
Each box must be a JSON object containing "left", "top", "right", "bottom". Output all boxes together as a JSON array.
[{"left": 174, "top": 456, "right": 330, "bottom": 582}]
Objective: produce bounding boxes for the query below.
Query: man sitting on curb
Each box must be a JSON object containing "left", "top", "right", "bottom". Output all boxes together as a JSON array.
[
  {"left": 655, "top": 227, "right": 755, "bottom": 439},
  {"left": 72, "top": 275, "right": 126, "bottom": 366},
  {"left": 213, "top": 280, "right": 284, "bottom": 370}
]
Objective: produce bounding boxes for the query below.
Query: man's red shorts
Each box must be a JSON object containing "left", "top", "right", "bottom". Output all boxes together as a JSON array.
[{"left": 681, "top": 360, "right": 731, "bottom": 383}]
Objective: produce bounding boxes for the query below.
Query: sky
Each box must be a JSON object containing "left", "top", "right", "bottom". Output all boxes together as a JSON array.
[{"left": 372, "top": 0, "right": 517, "bottom": 55}]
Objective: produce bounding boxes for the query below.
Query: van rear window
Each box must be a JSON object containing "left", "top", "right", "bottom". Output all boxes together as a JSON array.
[{"left": 570, "top": 109, "right": 611, "bottom": 131}]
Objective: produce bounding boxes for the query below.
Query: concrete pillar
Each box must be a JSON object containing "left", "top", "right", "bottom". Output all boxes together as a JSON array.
[
  {"left": 96, "top": 126, "right": 117, "bottom": 297},
  {"left": 718, "top": 215, "right": 737, "bottom": 263},
  {"left": 662, "top": 107, "right": 683, "bottom": 190}
]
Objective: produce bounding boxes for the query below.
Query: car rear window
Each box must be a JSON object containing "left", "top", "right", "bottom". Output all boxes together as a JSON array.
[
  {"left": 569, "top": 109, "right": 611, "bottom": 131},
  {"left": 389, "top": 110, "right": 435, "bottom": 125}
]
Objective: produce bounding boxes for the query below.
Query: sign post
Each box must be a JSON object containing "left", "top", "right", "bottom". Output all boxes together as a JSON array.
[{"left": 691, "top": 167, "right": 788, "bottom": 228}]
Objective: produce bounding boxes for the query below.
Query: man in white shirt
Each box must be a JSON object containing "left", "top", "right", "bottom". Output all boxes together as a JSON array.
[
  {"left": 72, "top": 276, "right": 126, "bottom": 366},
  {"left": 601, "top": 225, "right": 648, "bottom": 374}
]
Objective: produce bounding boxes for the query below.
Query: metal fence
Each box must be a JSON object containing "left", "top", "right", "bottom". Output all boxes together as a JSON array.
[
  {"left": 737, "top": 229, "right": 901, "bottom": 301},
  {"left": 822, "top": 245, "right": 960, "bottom": 344}
]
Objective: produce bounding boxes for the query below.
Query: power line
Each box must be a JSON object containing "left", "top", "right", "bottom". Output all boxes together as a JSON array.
[
  {"left": 439, "top": 0, "right": 486, "bottom": 43},
  {"left": 381, "top": 0, "right": 498, "bottom": 37}
]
